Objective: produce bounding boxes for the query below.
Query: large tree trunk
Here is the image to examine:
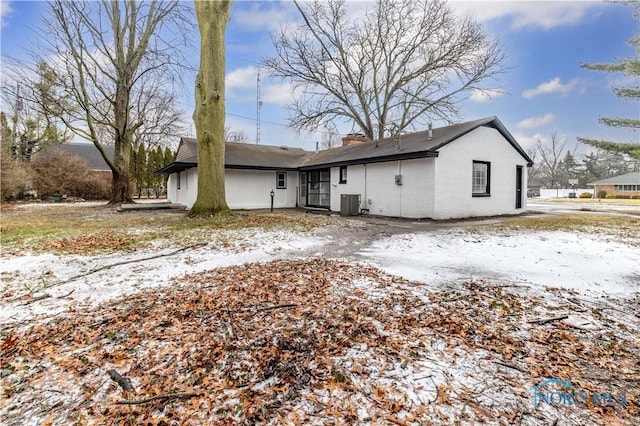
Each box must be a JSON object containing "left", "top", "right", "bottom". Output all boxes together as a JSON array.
[
  {"left": 110, "top": 80, "right": 134, "bottom": 204},
  {"left": 110, "top": 139, "right": 133, "bottom": 204},
  {"left": 188, "top": 0, "right": 232, "bottom": 217}
]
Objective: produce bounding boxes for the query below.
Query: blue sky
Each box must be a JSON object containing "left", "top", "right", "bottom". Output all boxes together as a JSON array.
[{"left": 1, "top": 1, "right": 638, "bottom": 153}]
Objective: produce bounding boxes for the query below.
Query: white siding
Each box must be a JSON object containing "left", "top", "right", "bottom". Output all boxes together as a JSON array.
[
  {"left": 328, "top": 158, "right": 435, "bottom": 218},
  {"left": 226, "top": 169, "right": 298, "bottom": 209},
  {"left": 432, "top": 126, "right": 528, "bottom": 219},
  {"left": 167, "top": 168, "right": 198, "bottom": 208},
  {"left": 167, "top": 168, "right": 298, "bottom": 210}
]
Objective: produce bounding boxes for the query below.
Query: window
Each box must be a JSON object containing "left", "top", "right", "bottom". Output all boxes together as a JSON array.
[
  {"left": 472, "top": 161, "right": 491, "bottom": 196},
  {"left": 276, "top": 172, "right": 287, "bottom": 189},
  {"left": 176, "top": 172, "right": 181, "bottom": 190},
  {"left": 616, "top": 184, "right": 638, "bottom": 191},
  {"left": 339, "top": 166, "right": 347, "bottom": 184}
]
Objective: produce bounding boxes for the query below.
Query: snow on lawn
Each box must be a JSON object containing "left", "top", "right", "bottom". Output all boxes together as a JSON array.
[
  {"left": 1, "top": 216, "right": 639, "bottom": 425},
  {"left": 360, "top": 229, "right": 640, "bottom": 298},
  {"left": 0, "top": 228, "right": 328, "bottom": 326}
]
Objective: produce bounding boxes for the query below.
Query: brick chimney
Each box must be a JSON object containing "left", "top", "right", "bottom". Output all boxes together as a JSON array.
[{"left": 342, "top": 133, "right": 369, "bottom": 146}]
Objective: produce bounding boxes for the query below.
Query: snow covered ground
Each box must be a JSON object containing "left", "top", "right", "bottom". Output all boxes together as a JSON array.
[
  {"left": 1, "top": 208, "right": 639, "bottom": 425},
  {"left": 361, "top": 229, "right": 640, "bottom": 298},
  {"left": 1, "top": 216, "right": 638, "bottom": 328}
]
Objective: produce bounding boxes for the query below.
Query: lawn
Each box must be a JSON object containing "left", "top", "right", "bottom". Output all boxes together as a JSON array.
[
  {"left": 535, "top": 197, "right": 640, "bottom": 206},
  {"left": 1, "top": 203, "right": 638, "bottom": 425}
]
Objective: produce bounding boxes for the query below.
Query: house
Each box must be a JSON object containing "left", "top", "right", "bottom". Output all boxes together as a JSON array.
[
  {"left": 43, "top": 142, "right": 114, "bottom": 173},
  {"left": 589, "top": 172, "right": 640, "bottom": 198},
  {"left": 157, "top": 116, "right": 533, "bottom": 219}
]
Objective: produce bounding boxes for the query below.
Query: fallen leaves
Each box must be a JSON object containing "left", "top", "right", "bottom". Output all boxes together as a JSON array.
[
  {"left": 41, "top": 231, "right": 135, "bottom": 254},
  {"left": 1, "top": 258, "right": 638, "bottom": 425}
]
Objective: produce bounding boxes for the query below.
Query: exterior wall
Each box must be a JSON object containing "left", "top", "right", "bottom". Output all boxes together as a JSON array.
[
  {"left": 167, "top": 168, "right": 198, "bottom": 208},
  {"left": 328, "top": 158, "right": 435, "bottom": 218},
  {"left": 226, "top": 169, "right": 299, "bottom": 209},
  {"left": 167, "top": 168, "right": 298, "bottom": 209},
  {"left": 593, "top": 184, "right": 640, "bottom": 197},
  {"left": 432, "top": 126, "right": 528, "bottom": 219}
]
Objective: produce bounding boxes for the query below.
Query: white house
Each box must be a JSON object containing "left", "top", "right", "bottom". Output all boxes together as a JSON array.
[{"left": 157, "top": 117, "right": 533, "bottom": 219}]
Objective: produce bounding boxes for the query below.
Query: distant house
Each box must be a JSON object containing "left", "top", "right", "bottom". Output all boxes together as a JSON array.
[
  {"left": 158, "top": 116, "right": 533, "bottom": 219},
  {"left": 42, "top": 143, "right": 113, "bottom": 174},
  {"left": 589, "top": 172, "right": 640, "bottom": 197}
]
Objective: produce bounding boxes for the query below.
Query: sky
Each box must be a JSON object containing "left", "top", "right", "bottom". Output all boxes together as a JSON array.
[{"left": 0, "top": 0, "right": 638, "bottom": 154}]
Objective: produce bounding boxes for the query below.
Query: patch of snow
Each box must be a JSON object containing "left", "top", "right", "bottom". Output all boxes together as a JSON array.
[
  {"left": 0, "top": 228, "right": 328, "bottom": 326},
  {"left": 360, "top": 230, "right": 640, "bottom": 298}
]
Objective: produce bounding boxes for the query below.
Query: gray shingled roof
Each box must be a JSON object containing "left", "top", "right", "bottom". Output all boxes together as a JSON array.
[
  {"left": 158, "top": 139, "right": 312, "bottom": 174},
  {"left": 43, "top": 143, "right": 113, "bottom": 171},
  {"left": 588, "top": 172, "right": 640, "bottom": 185},
  {"left": 157, "top": 117, "right": 533, "bottom": 174}
]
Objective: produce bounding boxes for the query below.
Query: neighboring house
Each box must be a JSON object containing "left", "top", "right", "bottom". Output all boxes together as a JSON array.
[
  {"left": 158, "top": 116, "right": 534, "bottom": 219},
  {"left": 43, "top": 142, "right": 113, "bottom": 173},
  {"left": 589, "top": 172, "right": 640, "bottom": 197}
]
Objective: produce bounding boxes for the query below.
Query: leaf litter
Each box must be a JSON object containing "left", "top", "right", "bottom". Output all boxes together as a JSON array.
[
  {"left": 1, "top": 258, "right": 638, "bottom": 425},
  {"left": 1, "top": 207, "right": 639, "bottom": 425}
]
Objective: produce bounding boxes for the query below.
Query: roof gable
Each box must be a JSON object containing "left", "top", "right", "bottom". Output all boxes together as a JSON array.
[{"left": 301, "top": 116, "right": 533, "bottom": 168}]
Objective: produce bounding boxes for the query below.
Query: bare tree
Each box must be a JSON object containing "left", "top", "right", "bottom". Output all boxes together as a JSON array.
[
  {"left": 263, "top": 0, "right": 505, "bottom": 140},
  {"left": 189, "top": 0, "right": 232, "bottom": 217},
  {"left": 535, "top": 131, "right": 576, "bottom": 188},
  {"left": 224, "top": 127, "right": 250, "bottom": 143},
  {"left": 8, "top": 1, "right": 192, "bottom": 204},
  {"left": 320, "top": 122, "right": 341, "bottom": 150}
]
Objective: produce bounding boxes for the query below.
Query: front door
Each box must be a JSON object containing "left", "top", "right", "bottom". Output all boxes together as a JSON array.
[{"left": 516, "top": 166, "right": 523, "bottom": 209}]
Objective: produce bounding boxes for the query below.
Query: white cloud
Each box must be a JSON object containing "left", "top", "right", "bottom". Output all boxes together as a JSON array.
[
  {"left": 517, "top": 113, "right": 555, "bottom": 129},
  {"left": 262, "top": 82, "right": 298, "bottom": 107},
  {"left": 226, "top": 66, "right": 258, "bottom": 90},
  {"left": 522, "top": 77, "right": 580, "bottom": 99},
  {"left": 0, "top": 1, "right": 12, "bottom": 28},
  {"left": 452, "top": 1, "right": 602, "bottom": 30},
  {"left": 513, "top": 132, "right": 547, "bottom": 149},
  {"left": 232, "top": 2, "right": 298, "bottom": 33},
  {"left": 469, "top": 88, "right": 506, "bottom": 103}
]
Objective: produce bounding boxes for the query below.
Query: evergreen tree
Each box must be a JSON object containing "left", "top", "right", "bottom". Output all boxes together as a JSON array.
[
  {"left": 135, "top": 143, "right": 147, "bottom": 198},
  {"left": 578, "top": 2, "right": 640, "bottom": 161}
]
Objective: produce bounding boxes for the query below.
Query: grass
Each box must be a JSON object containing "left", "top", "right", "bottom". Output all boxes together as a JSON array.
[
  {"left": 0, "top": 203, "right": 336, "bottom": 254},
  {"left": 535, "top": 198, "right": 640, "bottom": 206},
  {"left": 486, "top": 213, "right": 640, "bottom": 240}
]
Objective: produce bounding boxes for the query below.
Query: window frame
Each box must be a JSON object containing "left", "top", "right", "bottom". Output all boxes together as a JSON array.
[
  {"left": 472, "top": 160, "right": 491, "bottom": 197},
  {"left": 339, "top": 166, "right": 347, "bottom": 184},
  {"left": 276, "top": 171, "right": 287, "bottom": 189}
]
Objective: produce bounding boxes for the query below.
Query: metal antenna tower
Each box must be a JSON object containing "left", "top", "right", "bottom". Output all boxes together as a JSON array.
[{"left": 256, "top": 69, "right": 263, "bottom": 144}]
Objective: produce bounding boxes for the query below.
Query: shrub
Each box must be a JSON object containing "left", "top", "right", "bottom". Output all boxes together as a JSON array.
[
  {"left": 632, "top": 195, "right": 640, "bottom": 199},
  {"left": 579, "top": 192, "right": 593, "bottom": 198},
  {"left": 605, "top": 194, "right": 617, "bottom": 199},
  {"left": 31, "top": 152, "right": 111, "bottom": 200},
  {"left": 597, "top": 191, "right": 607, "bottom": 199},
  {"left": 615, "top": 195, "right": 631, "bottom": 199}
]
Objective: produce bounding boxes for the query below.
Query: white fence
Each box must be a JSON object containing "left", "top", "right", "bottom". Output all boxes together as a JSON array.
[{"left": 539, "top": 188, "right": 594, "bottom": 198}]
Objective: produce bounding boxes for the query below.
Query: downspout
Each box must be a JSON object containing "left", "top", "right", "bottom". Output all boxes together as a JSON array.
[
  {"left": 398, "top": 160, "right": 402, "bottom": 217},
  {"left": 364, "top": 164, "right": 367, "bottom": 213}
]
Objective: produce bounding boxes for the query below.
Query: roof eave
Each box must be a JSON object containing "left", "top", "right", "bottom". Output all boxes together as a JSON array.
[
  {"left": 299, "top": 150, "right": 439, "bottom": 170},
  {"left": 155, "top": 161, "right": 196, "bottom": 175}
]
